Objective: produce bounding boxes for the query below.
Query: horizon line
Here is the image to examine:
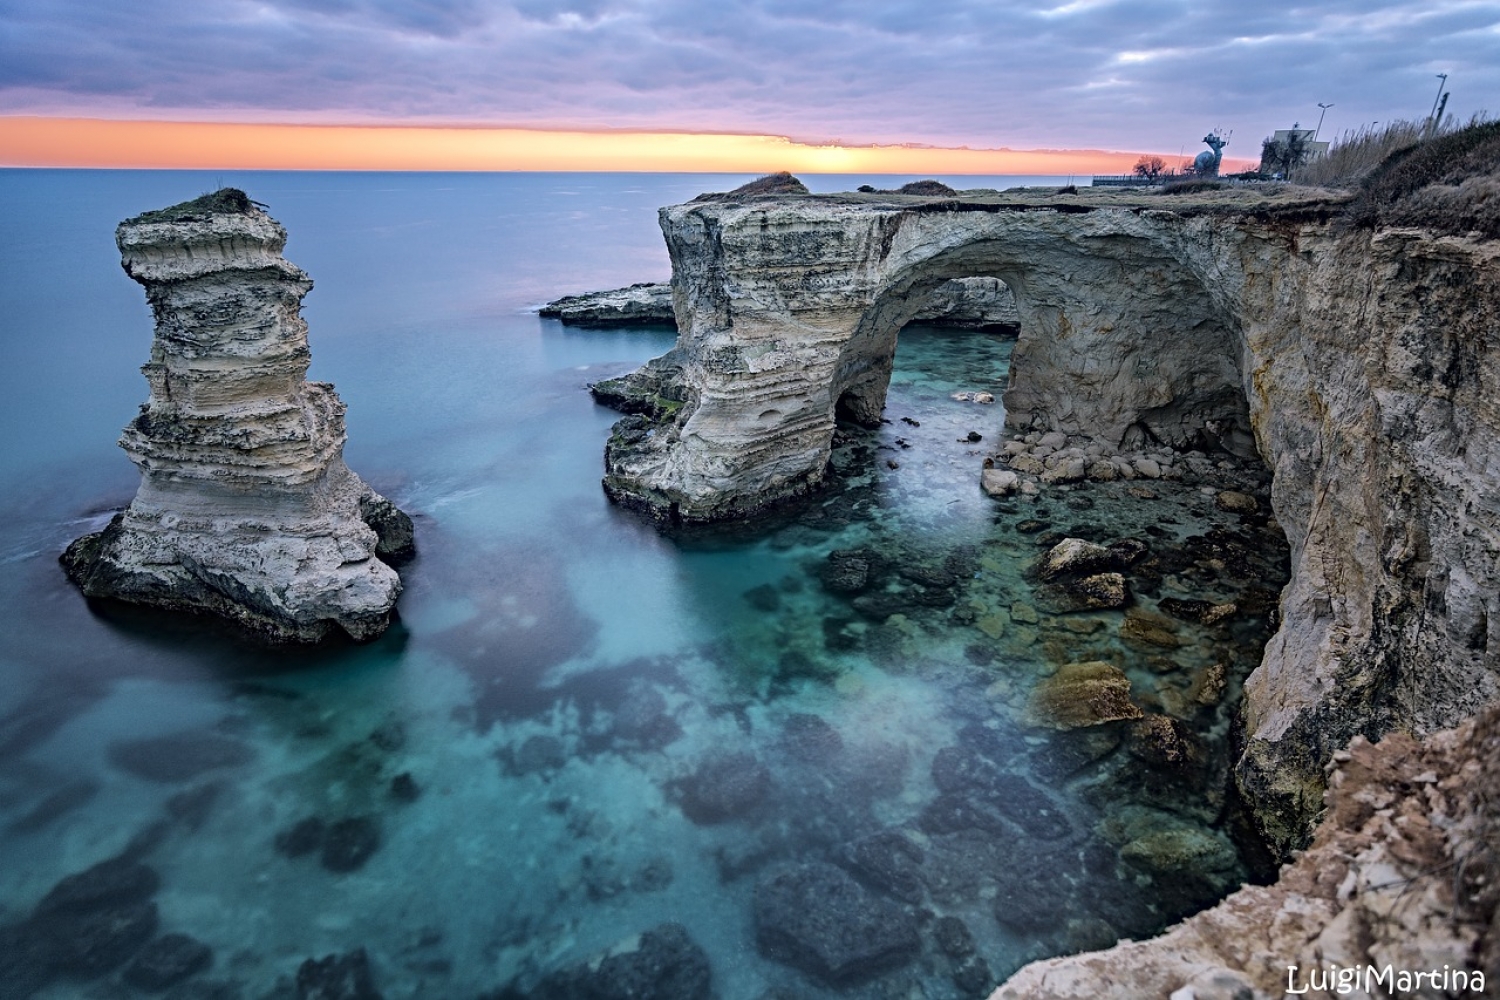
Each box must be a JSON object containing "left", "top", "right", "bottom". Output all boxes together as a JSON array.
[{"left": 0, "top": 117, "right": 1257, "bottom": 174}]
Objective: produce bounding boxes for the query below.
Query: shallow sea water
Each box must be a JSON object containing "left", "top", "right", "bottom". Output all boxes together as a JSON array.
[{"left": 0, "top": 171, "right": 1289, "bottom": 999}]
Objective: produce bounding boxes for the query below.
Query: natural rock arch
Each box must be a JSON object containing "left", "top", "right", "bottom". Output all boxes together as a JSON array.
[
  {"left": 603, "top": 197, "right": 1258, "bottom": 525},
  {"left": 830, "top": 235, "right": 1253, "bottom": 461}
]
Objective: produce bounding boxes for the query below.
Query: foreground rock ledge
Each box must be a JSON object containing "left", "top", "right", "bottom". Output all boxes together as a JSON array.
[
  {"left": 994, "top": 702, "right": 1500, "bottom": 999},
  {"left": 62, "top": 189, "right": 413, "bottom": 643}
]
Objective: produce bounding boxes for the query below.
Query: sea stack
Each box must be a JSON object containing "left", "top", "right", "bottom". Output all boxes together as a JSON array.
[{"left": 62, "top": 189, "right": 414, "bottom": 643}]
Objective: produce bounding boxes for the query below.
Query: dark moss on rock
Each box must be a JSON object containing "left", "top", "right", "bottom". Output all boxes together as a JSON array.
[{"left": 124, "top": 188, "right": 258, "bottom": 225}]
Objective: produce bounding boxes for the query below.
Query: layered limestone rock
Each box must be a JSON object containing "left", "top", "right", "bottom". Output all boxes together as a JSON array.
[
  {"left": 62, "top": 189, "right": 413, "bottom": 643},
  {"left": 599, "top": 183, "right": 1500, "bottom": 856},
  {"left": 546, "top": 275, "right": 1017, "bottom": 329},
  {"left": 993, "top": 702, "right": 1500, "bottom": 999},
  {"left": 540, "top": 281, "right": 676, "bottom": 326}
]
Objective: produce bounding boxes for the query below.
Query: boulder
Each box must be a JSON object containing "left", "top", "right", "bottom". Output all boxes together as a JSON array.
[
  {"left": 981, "top": 469, "right": 1019, "bottom": 497},
  {"left": 753, "top": 862, "right": 920, "bottom": 984},
  {"left": 676, "top": 752, "right": 770, "bottom": 824},
  {"left": 34, "top": 857, "right": 159, "bottom": 917},
  {"left": 1214, "top": 490, "right": 1260, "bottom": 514},
  {"left": 320, "top": 817, "right": 381, "bottom": 873},
  {"left": 1069, "top": 572, "right": 1129, "bottom": 610},
  {"left": 1007, "top": 454, "right": 1045, "bottom": 475},
  {"left": 1027, "top": 661, "right": 1143, "bottom": 730},
  {"left": 840, "top": 831, "right": 926, "bottom": 905},
  {"left": 521, "top": 923, "right": 711, "bottom": 1000},
  {"left": 123, "top": 933, "right": 213, "bottom": 991},
  {"left": 296, "top": 948, "right": 383, "bottom": 1000},
  {"left": 1038, "top": 538, "right": 1117, "bottom": 581},
  {"left": 821, "top": 549, "right": 874, "bottom": 593},
  {"left": 107, "top": 731, "right": 254, "bottom": 784}
]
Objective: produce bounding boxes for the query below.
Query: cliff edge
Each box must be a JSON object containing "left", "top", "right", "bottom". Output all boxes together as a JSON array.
[
  {"left": 62, "top": 189, "right": 414, "bottom": 643},
  {"left": 994, "top": 702, "right": 1500, "bottom": 999}
]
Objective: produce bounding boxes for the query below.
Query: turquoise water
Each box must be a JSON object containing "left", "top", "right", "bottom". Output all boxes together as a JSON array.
[{"left": 0, "top": 171, "right": 1288, "bottom": 999}]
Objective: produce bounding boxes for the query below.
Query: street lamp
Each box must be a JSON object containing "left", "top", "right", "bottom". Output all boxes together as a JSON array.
[
  {"left": 1429, "top": 73, "right": 1448, "bottom": 123},
  {"left": 1315, "top": 103, "right": 1334, "bottom": 139}
]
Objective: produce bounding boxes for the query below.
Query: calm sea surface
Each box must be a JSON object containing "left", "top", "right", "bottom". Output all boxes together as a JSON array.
[{"left": 0, "top": 171, "right": 1286, "bottom": 999}]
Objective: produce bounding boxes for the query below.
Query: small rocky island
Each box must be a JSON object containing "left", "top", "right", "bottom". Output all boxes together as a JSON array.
[{"left": 62, "top": 189, "right": 414, "bottom": 643}]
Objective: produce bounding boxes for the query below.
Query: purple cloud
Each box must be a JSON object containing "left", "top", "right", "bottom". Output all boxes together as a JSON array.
[{"left": 2, "top": 0, "right": 1496, "bottom": 156}]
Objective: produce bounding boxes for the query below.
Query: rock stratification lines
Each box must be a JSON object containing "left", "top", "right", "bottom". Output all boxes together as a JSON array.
[{"left": 62, "top": 189, "right": 413, "bottom": 643}]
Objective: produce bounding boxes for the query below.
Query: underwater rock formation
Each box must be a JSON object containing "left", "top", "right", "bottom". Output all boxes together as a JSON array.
[
  {"left": 597, "top": 180, "right": 1500, "bottom": 858},
  {"left": 62, "top": 189, "right": 413, "bottom": 643}
]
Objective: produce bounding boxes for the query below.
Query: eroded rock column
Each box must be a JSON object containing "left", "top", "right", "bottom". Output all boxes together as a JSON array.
[{"left": 63, "top": 189, "right": 413, "bottom": 643}]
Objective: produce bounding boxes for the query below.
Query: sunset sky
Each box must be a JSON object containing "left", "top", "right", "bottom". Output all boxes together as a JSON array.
[{"left": 2, "top": 1, "right": 1497, "bottom": 172}]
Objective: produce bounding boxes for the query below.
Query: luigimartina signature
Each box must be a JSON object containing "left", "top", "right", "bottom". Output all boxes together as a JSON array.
[{"left": 1286, "top": 963, "right": 1486, "bottom": 995}]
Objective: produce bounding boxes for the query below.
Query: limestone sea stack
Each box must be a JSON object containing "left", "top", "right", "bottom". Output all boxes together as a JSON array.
[{"left": 62, "top": 189, "right": 413, "bottom": 643}]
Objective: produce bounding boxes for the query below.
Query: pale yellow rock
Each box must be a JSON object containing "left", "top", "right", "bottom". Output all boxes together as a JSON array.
[{"left": 1027, "top": 661, "right": 1143, "bottom": 730}]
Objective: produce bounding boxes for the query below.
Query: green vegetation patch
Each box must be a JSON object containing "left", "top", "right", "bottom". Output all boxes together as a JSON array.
[{"left": 124, "top": 188, "right": 261, "bottom": 225}]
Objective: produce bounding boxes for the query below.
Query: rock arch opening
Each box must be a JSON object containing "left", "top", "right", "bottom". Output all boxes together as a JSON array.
[{"left": 833, "top": 237, "right": 1257, "bottom": 464}]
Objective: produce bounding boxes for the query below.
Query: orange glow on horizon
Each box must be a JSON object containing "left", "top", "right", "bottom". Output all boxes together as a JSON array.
[{"left": 0, "top": 117, "right": 1256, "bottom": 175}]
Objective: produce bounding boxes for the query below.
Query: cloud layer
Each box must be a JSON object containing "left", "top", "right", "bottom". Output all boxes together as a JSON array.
[{"left": 4, "top": 1, "right": 1497, "bottom": 154}]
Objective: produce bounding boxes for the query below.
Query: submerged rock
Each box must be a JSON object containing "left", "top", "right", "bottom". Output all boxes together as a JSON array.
[
  {"left": 34, "top": 857, "right": 160, "bottom": 917},
  {"left": 1027, "top": 661, "right": 1143, "bottom": 730},
  {"left": 58, "top": 900, "right": 159, "bottom": 976},
  {"left": 1038, "top": 538, "right": 1119, "bottom": 580},
  {"left": 821, "top": 549, "right": 874, "bottom": 593},
  {"left": 676, "top": 752, "right": 771, "bottom": 824},
  {"left": 296, "top": 948, "right": 382, "bottom": 1000},
  {"left": 123, "top": 933, "right": 213, "bottom": 991},
  {"left": 62, "top": 190, "right": 412, "bottom": 643},
  {"left": 274, "top": 817, "right": 326, "bottom": 858},
  {"left": 320, "top": 817, "right": 381, "bottom": 873},
  {"left": 108, "top": 730, "right": 254, "bottom": 783},
  {"left": 753, "top": 862, "right": 920, "bottom": 985},
  {"left": 840, "top": 831, "right": 926, "bottom": 904},
  {"left": 512, "top": 923, "right": 712, "bottom": 1000}
]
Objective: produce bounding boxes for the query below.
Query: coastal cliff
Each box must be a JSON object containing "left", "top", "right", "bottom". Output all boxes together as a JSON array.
[
  {"left": 995, "top": 702, "right": 1499, "bottom": 999},
  {"left": 62, "top": 189, "right": 414, "bottom": 643},
  {"left": 598, "top": 181, "right": 1500, "bottom": 860}
]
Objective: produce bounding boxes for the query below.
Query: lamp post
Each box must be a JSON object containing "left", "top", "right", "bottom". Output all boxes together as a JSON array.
[
  {"left": 1315, "top": 103, "right": 1334, "bottom": 140},
  {"left": 1429, "top": 73, "right": 1448, "bottom": 123}
]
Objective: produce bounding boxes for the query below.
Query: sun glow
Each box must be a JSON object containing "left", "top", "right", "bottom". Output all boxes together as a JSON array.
[{"left": 0, "top": 117, "right": 1176, "bottom": 175}]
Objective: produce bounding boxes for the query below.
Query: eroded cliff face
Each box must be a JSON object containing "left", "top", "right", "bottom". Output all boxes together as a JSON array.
[
  {"left": 601, "top": 190, "right": 1499, "bottom": 853},
  {"left": 62, "top": 191, "right": 414, "bottom": 643},
  {"left": 994, "top": 702, "right": 1500, "bottom": 999}
]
